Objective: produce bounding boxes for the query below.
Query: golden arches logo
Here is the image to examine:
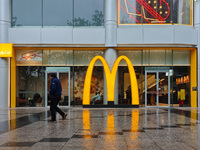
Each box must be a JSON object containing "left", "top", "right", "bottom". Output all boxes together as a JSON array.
[{"left": 83, "top": 55, "right": 139, "bottom": 105}]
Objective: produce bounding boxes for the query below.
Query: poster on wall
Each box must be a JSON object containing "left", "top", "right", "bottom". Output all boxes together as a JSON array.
[{"left": 16, "top": 50, "right": 42, "bottom": 66}]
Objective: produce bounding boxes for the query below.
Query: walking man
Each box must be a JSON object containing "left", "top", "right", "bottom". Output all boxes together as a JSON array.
[{"left": 49, "top": 73, "right": 67, "bottom": 122}]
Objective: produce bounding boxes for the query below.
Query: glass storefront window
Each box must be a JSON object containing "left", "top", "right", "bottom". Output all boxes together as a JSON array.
[
  {"left": 43, "top": 0, "right": 73, "bottom": 27},
  {"left": 119, "top": 0, "right": 192, "bottom": 25},
  {"left": 150, "top": 50, "right": 166, "bottom": 66},
  {"left": 15, "top": 49, "right": 192, "bottom": 107},
  {"left": 73, "top": 50, "right": 104, "bottom": 105},
  {"left": 118, "top": 49, "right": 191, "bottom": 107},
  {"left": 118, "top": 50, "right": 142, "bottom": 66},
  {"left": 118, "top": 51, "right": 144, "bottom": 106},
  {"left": 43, "top": 50, "right": 73, "bottom": 66},
  {"left": 143, "top": 50, "right": 173, "bottom": 66},
  {"left": 172, "top": 66, "right": 190, "bottom": 107},
  {"left": 118, "top": 66, "right": 144, "bottom": 106},
  {"left": 74, "top": 0, "right": 104, "bottom": 26},
  {"left": 74, "top": 50, "right": 104, "bottom": 66},
  {"left": 16, "top": 50, "right": 43, "bottom": 66},
  {"left": 12, "top": 0, "right": 42, "bottom": 27},
  {"left": 173, "top": 50, "right": 190, "bottom": 66},
  {"left": 16, "top": 66, "right": 44, "bottom": 107}
]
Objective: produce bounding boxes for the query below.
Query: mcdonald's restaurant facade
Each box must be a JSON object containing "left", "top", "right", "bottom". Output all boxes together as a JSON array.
[{"left": 0, "top": 0, "right": 200, "bottom": 108}]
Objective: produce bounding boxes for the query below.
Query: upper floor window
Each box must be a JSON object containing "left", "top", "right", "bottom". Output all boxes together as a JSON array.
[
  {"left": 73, "top": 0, "right": 104, "bottom": 26},
  {"left": 12, "top": 0, "right": 104, "bottom": 27},
  {"left": 119, "top": 0, "right": 193, "bottom": 25},
  {"left": 12, "top": 0, "right": 42, "bottom": 27}
]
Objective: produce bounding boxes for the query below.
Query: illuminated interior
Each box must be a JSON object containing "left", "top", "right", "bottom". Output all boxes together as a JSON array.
[{"left": 119, "top": 0, "right": 193, "bottom": 25}]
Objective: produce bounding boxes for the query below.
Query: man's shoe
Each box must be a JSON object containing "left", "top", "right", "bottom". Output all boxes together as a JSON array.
[{"left": 62, "top": 113, "right": 67, "bottom": 120}]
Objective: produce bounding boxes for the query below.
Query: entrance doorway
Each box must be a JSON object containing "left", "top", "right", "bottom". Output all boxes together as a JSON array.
[
  {"left": 145, "top": 69, "right": 170, "bottom": 107},
  {"left": 45, "top": 67, "right": 70, "bottom": 107}
]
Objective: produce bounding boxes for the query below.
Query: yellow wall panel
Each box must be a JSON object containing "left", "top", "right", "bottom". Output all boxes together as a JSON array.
[{"left": 190, "top": 49, "right": 197, "bottom": 107}]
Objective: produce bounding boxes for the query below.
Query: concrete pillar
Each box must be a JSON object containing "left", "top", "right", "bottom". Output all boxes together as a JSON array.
[
  {"left": 104, "top": 0, "right": 117, "bottom": 46},
  {"left": 0, "top": 0, "right": 11, "bottom": 107},
  {"left": 104, "top": 0, "right": 118, "bottom": 105},
  {"left": 194, "top": 0, "right": 200, "bottom": 108}
]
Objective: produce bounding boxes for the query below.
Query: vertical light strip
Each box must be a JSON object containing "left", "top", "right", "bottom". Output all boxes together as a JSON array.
[
  {"left": 190, "top": 0, "right": 193, "bottom": 25},
  {"left": 8, "top": 58, "right": 10, "bottom": 107},
  {"left": 191, "top": 49, "right": 197, "bottom": 107},
  {"left": 118, "top": 0, "right": 120, "bottom": 24},
  {"left": 10, "top": 48, "right": 16, "bottom": 108}
]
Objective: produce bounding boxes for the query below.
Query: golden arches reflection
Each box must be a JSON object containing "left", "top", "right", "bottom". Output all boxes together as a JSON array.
[
  {"left": 191, "top": 109, "right": 197, "bottom": 121},
  {"left": 83, "top": 55, "right": 139, "bottom": 105},
  {"left": 10, "top": 109, "right": 16, "bottom": 130},
  {"left": 132, "top": 109, "right": 139, "bottom": 131},
  {"left": 107, "top": 110, "right": 115, "bottom": 132},
  {"left": 131, "top": 109, "right": 139, "bottom": 140},
  {"left": 83, "top": 110, "right": 90, "bottom": 130}
]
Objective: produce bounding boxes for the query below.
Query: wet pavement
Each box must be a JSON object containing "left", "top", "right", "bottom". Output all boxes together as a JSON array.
[{"left": 0, "top": 107, "right": 200, "bottom": 150}]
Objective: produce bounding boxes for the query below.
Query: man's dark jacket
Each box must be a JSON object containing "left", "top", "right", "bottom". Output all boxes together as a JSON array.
[{"left": 49, "top": 77, "right": 62, "bottom": 96}]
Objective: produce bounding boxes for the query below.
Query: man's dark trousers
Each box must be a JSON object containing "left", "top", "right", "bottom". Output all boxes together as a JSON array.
[{"left": 50, "top": 95, "right": 65, "bottom": 121}]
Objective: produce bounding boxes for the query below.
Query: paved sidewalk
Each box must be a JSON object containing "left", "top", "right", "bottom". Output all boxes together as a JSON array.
[{"left": 0, "top": 107, "right": 199, "bottom": 150}]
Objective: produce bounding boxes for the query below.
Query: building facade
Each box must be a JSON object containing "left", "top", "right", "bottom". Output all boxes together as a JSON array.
[{"left": 0, "top": 0, "right": 199, "bottom": 108}]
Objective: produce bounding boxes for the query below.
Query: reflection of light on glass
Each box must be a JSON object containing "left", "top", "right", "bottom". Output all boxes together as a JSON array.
[
  {"left": 131, "top": 110, "right": 139, "bottom": 140},
  {"left": 10, "top": 109, "right": 16, "bottom": 130},
  {"left": 83, "top": 110, "right": 90, "bottom": 130}
]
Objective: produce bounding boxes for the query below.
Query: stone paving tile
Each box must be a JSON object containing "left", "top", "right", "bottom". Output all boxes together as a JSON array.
[
  {"left": 96, "top": 135, "right": 127, "bottom": 150},
  {"left": 30, "top": 142, "right": 66, "bottom": 150},
  {"left": 75, "top": 129, "right": 99, "bottom": 135},
  {"left": 65, "top": 138, "right": 98, "bottom": 147},
  {"left": 0, "top": 148, "right": 30, "bottom": 150},
  {"left": 0, "top": 108, "right": 199, "bottom": 149},
  {"left": 157, "top": 141, "right": 195, "bottom": 150},
  {"left": 61, "top": 146, "right": 96, "bottom": 150}
]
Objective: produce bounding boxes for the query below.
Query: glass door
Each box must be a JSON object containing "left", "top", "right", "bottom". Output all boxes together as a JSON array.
[
  {"left": 158, "top": 72, "right": 170, "bottom": 107},
  {"left": 59, "top": 72, "right": 70, "bottom": 107},
  {"left": 45, "top": 67, "right": 70, "bottom": 107},
  {"left": 46, "top": 72, "right": 55, "bottom": 106},
  {"left": 145, "top": 72, "right": 157, "bottom": 106},
  {"left": 145, "top": 70, "right": 170, "bottom": 107}
]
